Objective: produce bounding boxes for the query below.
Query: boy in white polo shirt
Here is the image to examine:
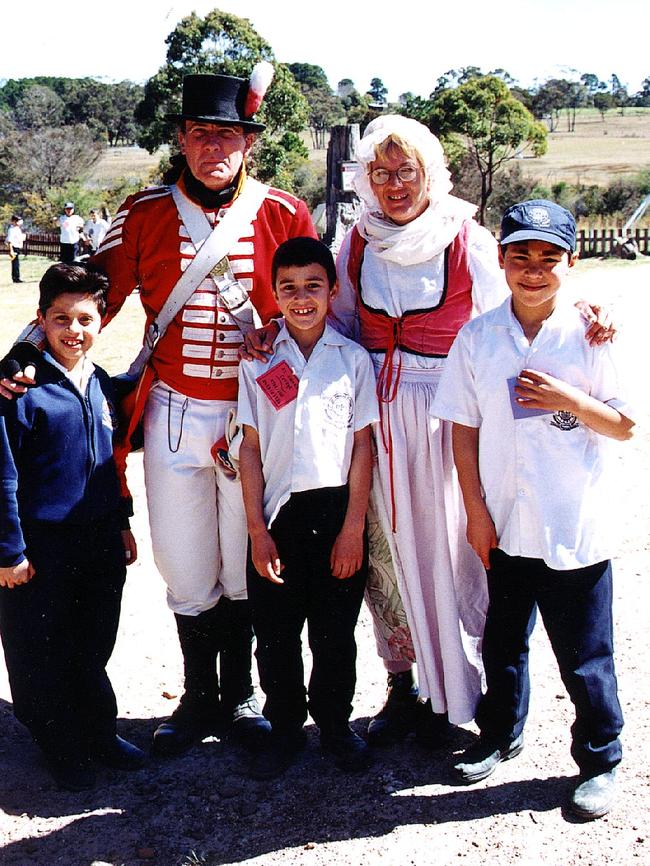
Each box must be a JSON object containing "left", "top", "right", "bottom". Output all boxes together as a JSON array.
[
  {"left": 434, "top": 200, "right": 635, "bottom": 820},
  {"left": 238, "top": 237, "right": 378, "bottom": 779}
]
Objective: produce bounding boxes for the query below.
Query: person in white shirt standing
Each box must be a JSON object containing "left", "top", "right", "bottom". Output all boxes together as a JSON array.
[
  {"left": 6, "top": 215, "right": 26, "bottom": 283},
  {"left": 238, "top": 237, "right": 378, "bottom": 780},
  {"left": 56, "top": 202, "right": 85, "bottom": 263},
  {"left": 434, "top": 199, "right": 635, "bottom": 821},
  {"left": 84, "top": 209, "right": 110, "bottom": 252}
]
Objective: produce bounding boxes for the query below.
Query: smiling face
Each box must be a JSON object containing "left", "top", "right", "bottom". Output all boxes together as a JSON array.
[
  {"left": 38, "top": 292, "right": 102, "bottom": 371},
  {"left": 499, "top": 240, "right": 576, "bottom": 320},
  {"left": 273, "top": 263, "right": 335, "bottom": 349},
  {"left": 368, "top": 143, "right": 428, "bottom": 225},
  {"left": 178, "top": 121, "right": 255, "bottom": 190}
]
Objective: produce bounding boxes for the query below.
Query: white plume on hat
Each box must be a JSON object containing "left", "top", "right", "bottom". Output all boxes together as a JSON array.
[{"left": 245, "top": 61, "right": 275, "bottom": 119}]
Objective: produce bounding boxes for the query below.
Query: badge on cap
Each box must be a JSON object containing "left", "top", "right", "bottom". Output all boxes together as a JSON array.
[{"left": 529, "top": 206, "right": 551, "bottom": 228}]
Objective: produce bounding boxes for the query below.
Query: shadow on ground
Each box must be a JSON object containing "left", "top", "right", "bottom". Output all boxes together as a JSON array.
[{"left": 0, "top": 702, "right": 576, "bottom": 866}]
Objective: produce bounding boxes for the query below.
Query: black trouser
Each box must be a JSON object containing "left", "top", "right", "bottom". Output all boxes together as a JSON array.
[
  {"left": 247, "top": 487, "right": 367, "bottom": 734},
  {"left": 11, "top": 250, "right": 22, "bottom": 282},
  {"left": 0, "top": 518, "right": 126, "bottom": 763},
  {"left": 60, "top": 242, "right": 77, "bottom": 263},
  {"left": 477, "top": 550, "right": 623, "bottom": 776}
]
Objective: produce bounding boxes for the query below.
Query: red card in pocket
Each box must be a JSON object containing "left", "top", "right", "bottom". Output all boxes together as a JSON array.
[{"left": 256, "top": 360, "right": 299, "bottom": 410}]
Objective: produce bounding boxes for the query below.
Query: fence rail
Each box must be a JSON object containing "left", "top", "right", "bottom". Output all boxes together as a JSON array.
[
  {"left": 0, "top": 233, "right": 60, "bottom": 260},
  {"left": 2, "top": 228, "right": 650, "bottom": 261}
]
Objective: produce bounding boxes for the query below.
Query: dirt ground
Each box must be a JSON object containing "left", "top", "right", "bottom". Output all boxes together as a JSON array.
[{"left": 0, "top": 259, "right": 649, "bottom": 866}]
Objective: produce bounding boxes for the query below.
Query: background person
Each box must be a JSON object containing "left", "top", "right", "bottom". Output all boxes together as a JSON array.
[
  {"left": 6, "top": 215, "right": 26, "bottom": 283},
  {"left": 84, "top": 209, "right": 110, "bottom": 252},
  {"left": 56, "top": 202, "right": 85, "bottom": 263}
]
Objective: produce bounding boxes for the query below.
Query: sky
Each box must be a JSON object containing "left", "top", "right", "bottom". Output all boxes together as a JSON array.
[{"left": 1, "top": 0, "right": 648, "bottom": 99}]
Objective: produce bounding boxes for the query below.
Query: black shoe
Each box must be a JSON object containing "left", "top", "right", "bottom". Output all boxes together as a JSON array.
[
  {"left": 227, "top": 694, "right": 272, "bottom": 751},
  {"left": 569, "top": 769, "right": 617, "bottom": 820},
  {"left": 320, "top": 726, "right": 371, "bottom": 772},
  {"left": 92, "top": 735, "right": 147, "bottom": 770},
  {"left": 46, "top": 756, "right": 96, "bottom": 791},
  {"left": 152, "top": 700, "right": 218, "bottom": 757},
  {"left": 414, "top": 701, "right": 455, "bottom": 749},
  {"left": 367, "top": 670, "right": 420, "bottom": 746},
  {"left": 454, "top": 733, "right": 524, "bottom": 783},
  {"left": 248, "top": 728, "right": 307, "bottom": 780}
]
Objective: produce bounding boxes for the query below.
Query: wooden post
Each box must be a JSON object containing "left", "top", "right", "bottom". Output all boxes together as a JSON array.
[{"left": 324, "top": 124, "right": 362, "bottom": 253}]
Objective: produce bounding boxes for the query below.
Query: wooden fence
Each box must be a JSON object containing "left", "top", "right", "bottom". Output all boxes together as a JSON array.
[
  {"left": 1, "top": 227, "right": 649, "bottom": 261},
  {"left": 0, "top": 233, "right": 60, "bottom": 259}
]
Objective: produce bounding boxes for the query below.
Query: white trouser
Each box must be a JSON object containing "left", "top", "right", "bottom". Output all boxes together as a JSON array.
[{"left": 143, "top": 383, "right": 248, "bottom": 615}]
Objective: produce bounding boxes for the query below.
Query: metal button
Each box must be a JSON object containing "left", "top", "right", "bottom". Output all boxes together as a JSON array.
[
  {"left": 218, "top": 333, "right": 226, "bottom": 341},
  {"left": 215, "top": 369, "right": 223, "bottom": 377},
  {"left": 216, "top": 350, "right": 225, "bottom": 358}
]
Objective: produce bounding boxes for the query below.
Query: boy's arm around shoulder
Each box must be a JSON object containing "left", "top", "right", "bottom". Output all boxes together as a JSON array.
[{"left": 238, "top": 424, "right": 284, "bottom": 585}]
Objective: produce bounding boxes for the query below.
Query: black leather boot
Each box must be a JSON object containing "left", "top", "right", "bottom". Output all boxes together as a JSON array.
[
  {"left": 414, "top": 699, "right": 455, "bottom": 748},
  {"left": 219, "top": 599, "right": 271, "bottom": 750},
  {"left": 367, "top": 669, "right": 420, "bottom": 746},
  {"left": 152, "top": 610, "right": 221, "bottom": 757}
]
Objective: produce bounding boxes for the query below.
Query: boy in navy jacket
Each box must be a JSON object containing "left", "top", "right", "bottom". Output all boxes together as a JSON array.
[{"left": 0, "top": 263, "right": 144, "bottom": 791}]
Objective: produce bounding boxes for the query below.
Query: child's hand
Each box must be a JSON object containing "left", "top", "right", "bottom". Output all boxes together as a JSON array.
[
  {"left": 0, "top": 364, "right": 36, "bottom": 401},
  {"left": 251, "top": 529, "right": 284, "bottom": 584},
  {"left": 122, "top": 529, "right": 138, "bottom": 566},
  {"left": 515, "top": 369, "right": 583, "bottom": 414},
  {"left": 465, "top": 502, "right": 498, "bottom": 570},
  {"left": 330, "top": 526, "right": 363, "bottom": 579},
  {"left": 0, "top": 559, "right": 35, "bottom": 589}
]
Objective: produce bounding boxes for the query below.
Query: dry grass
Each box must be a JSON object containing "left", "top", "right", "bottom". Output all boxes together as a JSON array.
[
  {"left": 87, "top": 146, "right": 168, "bottom": 186},
  {"left": 522, "top": 108, "right": 650, "bottom": 187}
]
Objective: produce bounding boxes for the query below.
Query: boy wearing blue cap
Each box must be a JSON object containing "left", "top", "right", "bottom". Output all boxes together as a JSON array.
[{"left": 434, "top": 200, "right": 635, "bottom": 819}]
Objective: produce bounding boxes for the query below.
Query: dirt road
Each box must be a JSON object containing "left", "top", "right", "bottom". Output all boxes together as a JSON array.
[{"left": 1, "top": 259, "right": 649, "bottom": 866}]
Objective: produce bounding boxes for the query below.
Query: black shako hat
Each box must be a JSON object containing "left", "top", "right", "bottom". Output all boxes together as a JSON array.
[{"left": 166, "top": 73, "right": 266, "bottom": 132}]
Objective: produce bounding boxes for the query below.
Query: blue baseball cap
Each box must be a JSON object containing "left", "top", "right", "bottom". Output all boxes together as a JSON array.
[{"left": 500, "top": 199, "right": 576, "bottom": 252}]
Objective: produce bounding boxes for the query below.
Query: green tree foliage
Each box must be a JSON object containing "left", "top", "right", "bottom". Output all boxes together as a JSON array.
[
  {"left": 135, "top": 8, "right": 309, "bottom": 191},
  {"left": 288, "top": 63, "right": 343, "bottom": 149},
  {"left": 367, "top": 78, "right": 388, "bottom": 105},
  {"left": 429, "top": 76, "right": 547, "bottom": 224},
  {"left": 594, "top": 92, "right": 614, "bottom": 121},
  {"left": 337, "top": 79, "right": 371, "bottom": 126},
  {"left": 13, "top": 85, "right": 65, "bottom": 129}
]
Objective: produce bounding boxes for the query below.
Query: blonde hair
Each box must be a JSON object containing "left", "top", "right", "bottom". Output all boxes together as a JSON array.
[{"left": 373, "top": 134, "right": 425, "bottom": 174}]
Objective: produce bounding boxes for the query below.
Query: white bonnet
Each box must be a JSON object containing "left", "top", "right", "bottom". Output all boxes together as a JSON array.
[{"left": 352, "top": 114, "right": 453, "bottom": 211}]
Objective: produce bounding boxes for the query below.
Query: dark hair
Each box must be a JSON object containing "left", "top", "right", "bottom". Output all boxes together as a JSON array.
[
  {"left": 39, "top": 263, "right": 109, "bottom": 317},
  {"left": 272, "top": 237, "right": 337, "bottom": 289}
]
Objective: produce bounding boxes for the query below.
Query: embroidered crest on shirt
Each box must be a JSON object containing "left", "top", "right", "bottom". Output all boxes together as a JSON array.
[
  {"left": 550, "top": 410, "right": 579, "bottom": 431},
  {"left": 325, "top": 392, "right": 354, "bottom": 429}
]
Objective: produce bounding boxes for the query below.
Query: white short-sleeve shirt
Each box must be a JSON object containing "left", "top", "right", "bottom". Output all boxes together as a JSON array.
[
  {"left": 237, "top": 322, "right": 379, "bottom": 526},
  {"left": 58, "top": 214, "right": 84, "bottom": 244},
  {"left": 433, "top": 297, "right": 632, "bottom": 570}
]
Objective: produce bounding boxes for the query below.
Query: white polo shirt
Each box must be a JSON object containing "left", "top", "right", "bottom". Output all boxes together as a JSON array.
[
  {"left": 237, "top": 322, "right": 379, "bottom": 527},
  {"left": 433, "top": 297, "right": 632, "bottom": 570},
  {"left": 58, "top": 213, "right": 84, "bottom": 244},
  {"left": 6, "top": 224, "right": 25, "bottom": 250}
]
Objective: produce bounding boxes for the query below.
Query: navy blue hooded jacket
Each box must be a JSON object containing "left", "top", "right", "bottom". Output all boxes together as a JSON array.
[{"left": 0, "top": 352, "right": 126, "bottom": 567}]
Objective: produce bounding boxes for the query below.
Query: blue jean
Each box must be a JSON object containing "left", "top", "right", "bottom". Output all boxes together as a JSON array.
[{"left": 476, "top": 550, "right": 623, "bottom": 775}]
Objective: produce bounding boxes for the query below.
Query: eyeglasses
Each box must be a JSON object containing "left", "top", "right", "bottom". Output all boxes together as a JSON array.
[{"left": 369, "top": 166, "right": 419, "bottom": 185}]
